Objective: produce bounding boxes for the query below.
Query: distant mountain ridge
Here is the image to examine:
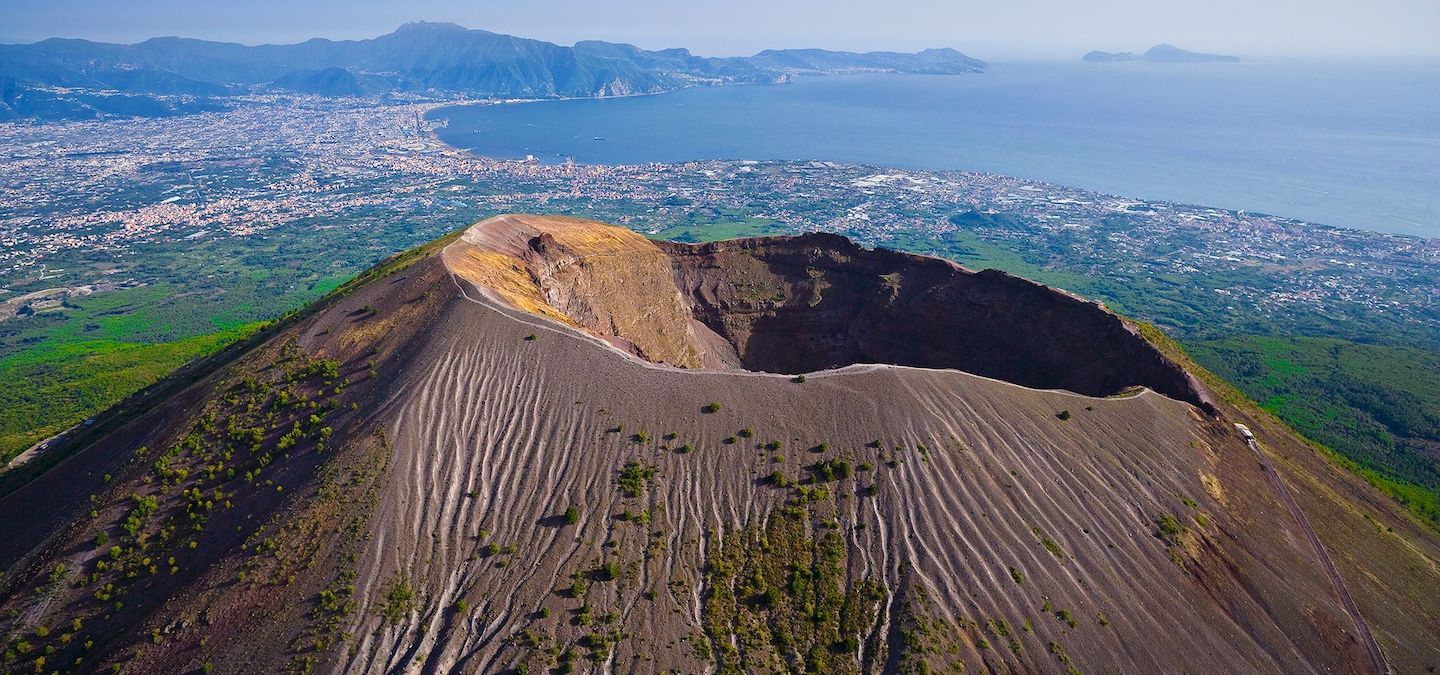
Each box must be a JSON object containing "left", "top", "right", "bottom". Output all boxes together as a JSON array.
[
  {"left": 1083, "top": 43, "right": 1240, "bottom": 63},
  {"left": 0, "top": 22, "right": 985, "bottom": 121}
]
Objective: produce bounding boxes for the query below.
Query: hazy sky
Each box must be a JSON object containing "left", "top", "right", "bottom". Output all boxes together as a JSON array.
[{"left": 3, "top": 0, "right": 1438, "bottom": 59}]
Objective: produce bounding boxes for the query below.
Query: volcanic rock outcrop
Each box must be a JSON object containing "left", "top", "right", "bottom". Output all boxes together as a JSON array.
[{"left": 0, "top": 214, "right": 1435, "bottom": 675}]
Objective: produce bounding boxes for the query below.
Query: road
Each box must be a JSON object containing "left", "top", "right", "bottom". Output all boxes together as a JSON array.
[
  {"left": 2, "top": 421, "right": 85, "bottom": 471},
  {"left": 1235, "top": 423, "right": 1390, "bottom": 675}
]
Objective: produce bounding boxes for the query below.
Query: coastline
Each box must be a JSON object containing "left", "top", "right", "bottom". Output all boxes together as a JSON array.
[
  {"left": 420, "top": 108, "right": 1434, "bottom": 244},
  {"left": 422, "top": 64, "right": 1440, "bottom": 238}
]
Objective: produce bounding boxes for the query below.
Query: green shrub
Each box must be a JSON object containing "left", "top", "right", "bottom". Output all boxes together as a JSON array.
[
  {"left": 1154, "top": 513, "right": 1187, "bottom": 544},
  {"left": 378, "top": 577, "right": 416, "bottom": 624},
  {"left": 618, "top": 460, "right": 658, "bottom": 498},
  {"left": 1032, "top": 528, "right": 1065, "bottom": 559},
  {"left": 808, "top": 459, "right": 851, "bottom": 482}
]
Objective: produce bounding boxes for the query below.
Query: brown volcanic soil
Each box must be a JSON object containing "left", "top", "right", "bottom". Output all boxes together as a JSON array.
[{"left": 0, "top": 214, "right": 1435, "bottom": 674}]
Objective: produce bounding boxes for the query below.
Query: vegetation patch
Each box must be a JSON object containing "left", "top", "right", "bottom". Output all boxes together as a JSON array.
[
  {"left": 1032, "top": 527, "right": 1066, "bottom": 560},
  {"left": 378, "top": 576, "right": 417, "bottom": 624},
  {"left": 698, "top": 501, "right": 884, "bottom": 673},
  {"left": 1190, "top": 335, "right": 1440, "bottom": 528},
  {"left": 807, "top": 459, "right": 853, "bottom": 483},
  {"left": 617, "top": 460, "right": 658, "bottom": 498},
  {"left": 0, "top": 323, "right": 265, "bottom": 464}
]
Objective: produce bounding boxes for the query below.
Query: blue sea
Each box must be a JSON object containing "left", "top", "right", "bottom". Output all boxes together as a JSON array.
[{"left": 429, "top": 60, "right": 1440, "bottom": 237}]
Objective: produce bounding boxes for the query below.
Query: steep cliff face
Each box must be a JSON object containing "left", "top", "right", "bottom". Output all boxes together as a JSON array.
[
  {"left": 659, "top": 233, "right": 1209, "bottom": 407},
  {"left": 443, "top": 214, "right": 706, "bottom": 367},
  {"left": 0, "top": 215, "right": 1435, "bottom": 675}
]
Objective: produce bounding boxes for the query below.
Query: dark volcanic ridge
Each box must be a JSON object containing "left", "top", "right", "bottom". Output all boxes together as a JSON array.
[{"left": 0, "top": 214, "right": 1435, "bottom": 675}]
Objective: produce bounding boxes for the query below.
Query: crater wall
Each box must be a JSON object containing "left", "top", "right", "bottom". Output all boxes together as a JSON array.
[
  {"left": 659, "top": 233, "right": 1209, "bottom": 407},
  {"left": 447, "top": 215, "right": 1209, "bottom": 408}
]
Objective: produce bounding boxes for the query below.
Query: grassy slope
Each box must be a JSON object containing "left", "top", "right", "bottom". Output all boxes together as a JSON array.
[
  {"left": 1137, "top": 325, "right": 1440, "bottom": 530},
  {"left": 0, "top": 325, "right": 262, "bottom": 462},
  {"left": 1188, "top": 335, "right": 1440, "bottom": 524},
  {"left": 0, "top": 228, "right": 458, "bottom": 467},
  {"left": 0, "top": 280, "right": 308, "bottom": 464}
]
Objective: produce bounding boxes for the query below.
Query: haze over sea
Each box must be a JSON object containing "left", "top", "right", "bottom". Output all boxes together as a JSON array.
[{"left": 430, "top": 60, "right": 1440, "bottom": 238}]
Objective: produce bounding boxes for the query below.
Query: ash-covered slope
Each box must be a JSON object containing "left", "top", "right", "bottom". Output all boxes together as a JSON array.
[{"left": 0, "top": 215, "right": 1436, "bottom": 674}]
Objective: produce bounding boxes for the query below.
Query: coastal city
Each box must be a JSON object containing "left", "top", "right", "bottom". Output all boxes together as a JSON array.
[{"left": 1, "top": 94, "right": 1435, "bottom": 343}]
